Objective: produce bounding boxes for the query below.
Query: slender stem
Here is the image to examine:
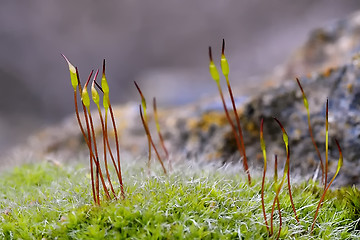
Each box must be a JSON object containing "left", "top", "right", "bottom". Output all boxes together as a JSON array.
[
  {"left": 276, "top": 198, "right": 282, "bottom": 240},
  {"left": 287, "top": 165, "right": 300, "bottom": 222},
  {"left": 134, "top": 81, "right": 152, "bottom": 173},
  {"left": 217, "top": 84, "right": 251, "bottom": 185},
  {"left": 260, "top": 118, "right": 269, "bottom": 232},
  {"left": 87, "top": 108, "right": 102, "bottom": 204},
  {"left": 325, "top": 99, "right": 329, "bottom": 189},
  {"left": 82, "top": 105, "right": 97, "bottom": 204},
  {"left": 73, "top": 91, "right": 96, "bottom": 204},
  {"left": 274, "top": 155, "right": 278, "bottom": 187},
  {"left": 272, "top": 117, "right": 298, "bottom": 224},
  {"left": 270, "top": 175, "right": 285, "bottom": 235},
  {"left": 310, "top": 139, "right": 343, "bottom": 234},
  {"left": 261, "top": 162, "right": 268, "bottom": 232},
  {"left": 308, "top": 118, "right": 325, "bottom": 184},
  {"left": 153, "top": 97, "right": 171, "bottom": 171},
  {"left": 310, "top": 177, "right": 334, "bottom": 233},
  {"left": 225, "top": 79, "right": 251, "bottom": 185},
  {"left": 97, "top": 106, "right": 124, "bottom": 199},
  {"left": 270, "top": 148, "right": 289, "bottom": 235},
  {"left": 296, "top": 78, "right": 324, "bottom": 185},
  {"left": 108, "top": 100, "right": 125, "bottom": 199},
  {"left": 73, "top": 90, "right": 110, "bottom": 201},
  {"left": 139, "top": 105, "right": 167, "bottom": 174},
  {"left": 104, "top": 111, "right": 118, "bottom": 199}
]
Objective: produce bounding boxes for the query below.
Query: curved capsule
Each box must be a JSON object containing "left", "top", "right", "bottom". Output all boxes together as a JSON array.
[{"left": 62, "top": 54, "right": 78, "bottom": 90}]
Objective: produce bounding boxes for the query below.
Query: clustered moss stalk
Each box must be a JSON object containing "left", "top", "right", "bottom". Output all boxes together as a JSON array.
[
  {"left": 208, "top": 40, "right": 251, "bottom": 185},
  {"left": 134, "top": 81, "right": 168, "bottom": 175},
  {"left": 63, "top": 56, "right": 125, "bottom": 205},
  {"left": 207, "top": 40, "right": 343, "bottom": 237}
]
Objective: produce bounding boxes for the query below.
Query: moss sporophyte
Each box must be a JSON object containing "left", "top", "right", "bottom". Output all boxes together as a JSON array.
[
  {"left": 63, "top": 56, "right": 124, "bottom": 204},
  {"left": 207, "top": 40, "right": 343, "bottom": 237},
  {"left": 61, "top": 40, "right": 344, "bottom": 237}
]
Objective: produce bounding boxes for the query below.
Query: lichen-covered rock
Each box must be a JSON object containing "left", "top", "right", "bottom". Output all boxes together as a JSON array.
[{"left": 269, "top": 10, "right": 360, "bottom": 86}]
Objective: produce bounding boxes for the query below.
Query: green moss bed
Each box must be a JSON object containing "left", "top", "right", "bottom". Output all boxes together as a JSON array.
[{"left": 0, "top": 160, "right": 359, "bottom": 239}]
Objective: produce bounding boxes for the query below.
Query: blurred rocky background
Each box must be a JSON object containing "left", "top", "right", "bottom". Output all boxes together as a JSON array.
[{"left": 1, "top": 0, "right": 360, "bottom": 154}]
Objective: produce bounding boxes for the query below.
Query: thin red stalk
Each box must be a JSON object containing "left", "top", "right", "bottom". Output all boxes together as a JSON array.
[
  {"left": 97, "top": 106, "right": 124, "bottom": 199},
  {"left": 270, "top": 118, "right": 291, "bottom": 235},
  {"left": 108, "top": 101, "right": 125, "bottom": 199},
  {"left": 93, "top": 80, "right": 120, "bottom": 178},
  {"left": 310, "top": 139, "right": 343, "bottom": 233},
  {"left": 134, "top": 81, "right": 152, "bottom": 173},
  {"left": 287, "top": 164, "right": 300, "bottom": 223},
  {"left": 209, "top": 46, "right": 251, "bottom": 185},
  {"left": 226, "top": 81, "right": 251, "bottom": 183},
  {"left": 103, "top": 111, "right": 118, "bottom": 199},
  {"left": 276, "top": 198, "right": 282, "bottom": 240},
  {"left": 274, "top": 155, "right": 278, "bottom": 185},
  {"left": 325, "top": 99, "right": 329, "bottom": 188},
  {"left": 75, "top": 69, "right": 97, "bottom": 204},
  {"left": 222, "top": 39, "right": 251, "bottom": 184},
  {"left": 260, "top": 118, "right": 269, "bottom": 232},
  {"left": 273, "top": 117, "right": 299, "bottom": 222},
  {"left": 310, "top": 184, "right": 331, "bottom": 233},
  {"left": 73, "top": 90, "right": 96, "bottom": 204},
  {"left": 83, "top": 72, "right": 102, "bottom": 204},
  {"left": 153, "top": 97, "right": 171, "bottom": 171},
  {"left": 270, "top": 157, "right": 287, "bottom": 235},
  {"left": 218, "top": 86, "right": 251, "bottom": 185},
  {"left": 87, "top": 110, "right": 102, "bottom": 204},
  {"left": 296, "top": 78, "right": 324, "bottom": 185},
  {"left": 274, "top": 155, "right": 281, "bottom": 239},
  {"left": 102, "top": 60, "right": 125, "bottom": 199},
  {"left": 95, "top": 166, "right": 100, "bottom": 204},
  {"left": 139, "top": 105, "right": 167, "bottom": 174},
  {"left": 261, "top": 166, "right": 268, "bottom": 231},
  {"left": 74, "top": 69, "right": 111, "bottom": 202},
  {"left": 82, "top": 104, "right": 97, "bottom": 204},
  {"left": 74, "top": 91, "right": 110, "bottom": 201},
  {"left": 285, "top": 172, "right": 299, "bottom": 223}
]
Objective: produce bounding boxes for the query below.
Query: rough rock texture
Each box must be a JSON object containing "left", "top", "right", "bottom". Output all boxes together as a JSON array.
[{"left": 7, "top": 11, "right": 360, "bottom": 187}]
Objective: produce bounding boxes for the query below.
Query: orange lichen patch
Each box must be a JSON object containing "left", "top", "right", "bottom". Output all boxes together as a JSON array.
[
  {"left": 188, "top": 112, "right": 228, "bottom": 132},
  {"left": 245, "top": 121, "right": 257, "bottom": 136},
  {"left": 322, "top": 67, "right": 337, "bottom": 77},
  {"left": 200, "top": 112, "right": 228, "bottom": 130},
  {"left": 205, "top": 152, "right": 222, "bottom": 161},
  {"left": 186, "top": 118, "right": 199, "bottom": 130},
  {"left": 347, "top": 83, "right": 353, "bottom": 94}
]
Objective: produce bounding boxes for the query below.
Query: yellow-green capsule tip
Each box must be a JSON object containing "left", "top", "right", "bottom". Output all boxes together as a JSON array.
[
  {"left": 82, "top": 87, "right": 91, "bottom": 108},
  {"left": 208, "top": 47, "right": 220, "bottom": 83},
  {"left": 220, "top": 39, "right": 229, "bottom": 76},
  {"left": 91, "top": 69, "right": 100, "bottom": 105},
  {"left": 334, "top": 139, "right": 343, "bottom": 174},
  {"left": 81, "top": 70, "right": 93, "bottom": 108},
  {"left": 91, "top": 81, "right": 100, "bottom": 105},
  {"left": 61, "top": 54, "right": 78, "bottom": 90},
  {"left": 101, "top": 59, "right": 110, "bottom": 95},
  {"left": 134, "top": 81, "right": 147, "bottom": 110}
]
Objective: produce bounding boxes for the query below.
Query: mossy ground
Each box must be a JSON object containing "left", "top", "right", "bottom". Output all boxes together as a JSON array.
[{"left": 0, "top": 159, "right": 359, "bottom": 239}]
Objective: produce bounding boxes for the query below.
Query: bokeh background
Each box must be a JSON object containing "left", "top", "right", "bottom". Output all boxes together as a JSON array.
[{"left": 1, "top": 0, "right": 360, "bottom": 153}]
